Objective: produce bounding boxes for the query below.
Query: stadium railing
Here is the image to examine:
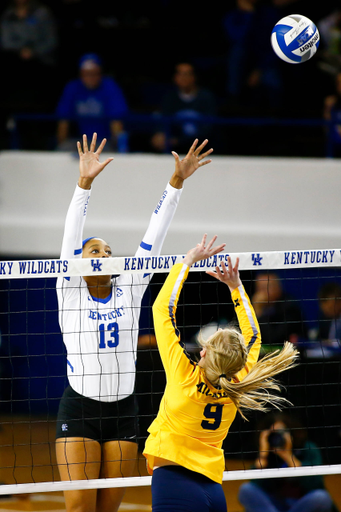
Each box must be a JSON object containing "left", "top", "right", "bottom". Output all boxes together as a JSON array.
[{"left": 5, "top": 112, "right": 337, "bottom": 157}]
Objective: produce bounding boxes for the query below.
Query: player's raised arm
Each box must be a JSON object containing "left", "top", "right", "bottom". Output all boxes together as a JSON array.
[
  {"left": 152, "top": 235, "right": 226, "bottom": 377},
  {"left": 207, "top": 257, "right": 261, "bottom": 374},
  {"left": 59, "top": 133, "right": 113, "bottom": 262},
  {"left": 134, "top": 139, "right": 214, "bottom": 265},
  {"left": 77, "top": 133, "right": 114, "bottom": 190}
]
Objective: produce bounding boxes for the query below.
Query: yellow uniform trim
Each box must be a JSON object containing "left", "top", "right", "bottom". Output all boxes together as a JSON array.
[{"left": 143, "top": 263, "right": 261, "bottom": 484}]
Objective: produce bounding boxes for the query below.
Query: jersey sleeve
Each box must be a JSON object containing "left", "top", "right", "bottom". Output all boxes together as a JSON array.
[
  {"left": 56, "top": 184, "right": 91, "bottom": 294},
  {"left": 231, "top": 285, "right": 262, "bottom": 382},
  {"left": 133, "top": 182, "right": 183, "bottom": 288},
  {"left": 60, "top": 184, "right": 91, "bottom": 260},
  {"left": 152, "top": 262, "right": 195, "bottom": 381}
]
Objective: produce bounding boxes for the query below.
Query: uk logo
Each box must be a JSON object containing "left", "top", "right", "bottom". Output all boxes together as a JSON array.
[
  {"left": 116, "top": 287, "right": 123, "bottom": 297},
  {"left": 61, "top": 423, "right": 68, "bottom": 432},
  {"left": 252, "top": 253, "right": 263, "bottom": 266},
  {"left": 91, "top": 259, "right": 103, "bottom": 272}
]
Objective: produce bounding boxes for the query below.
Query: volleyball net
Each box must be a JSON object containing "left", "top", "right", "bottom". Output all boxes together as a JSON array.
[{"left": 0, "top": 249, "right": 341, "bottom": 496}]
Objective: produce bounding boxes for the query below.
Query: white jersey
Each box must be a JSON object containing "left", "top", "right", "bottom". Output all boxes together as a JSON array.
[{"left": 56, "top": 182, "right": 182, "bottom": 402}]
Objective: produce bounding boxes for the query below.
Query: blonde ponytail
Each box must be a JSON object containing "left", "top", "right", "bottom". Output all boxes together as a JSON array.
[{"left": 199, "top": 329, "right": 299, "bottom": 420}]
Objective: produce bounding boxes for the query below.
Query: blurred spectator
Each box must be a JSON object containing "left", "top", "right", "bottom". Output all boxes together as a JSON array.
[
  {"left": 252, "top": 272, "right": 307, "bottom": 349},
  {"left": 150, "top": 62, "right": 217, "bottom": 154},
  {"left": 316, "top": 282, "right": 341, "bottom": 342},
  {"left": 238, "top": 411, "right": 335, "bottom": 512},
  {"left": 222, "top": 0, "right": 258, "bottom": 106},
  {"left": 55, "top": 52, "right": 129, "bottom": 152},
  {"left": 317, "top": 9, "right": 341, "bottom": 76},
  {"left": 222, "top": 0, "right": 283, "bottom": 113},
  {"left": 323, "top": 71, "right": 341, "bottom": 157},
  {"left": 0, "top": 0, "right": 58, "bottom": 108}
]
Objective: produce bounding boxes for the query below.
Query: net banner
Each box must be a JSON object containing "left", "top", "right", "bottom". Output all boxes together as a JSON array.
[{"left": 1, "top": 248, "right": 341, "bottom": 279}]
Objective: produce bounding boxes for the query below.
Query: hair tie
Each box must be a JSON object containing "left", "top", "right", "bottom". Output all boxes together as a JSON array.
[{"left": 219, "top": 373, "right": 226, "bottom": 379}]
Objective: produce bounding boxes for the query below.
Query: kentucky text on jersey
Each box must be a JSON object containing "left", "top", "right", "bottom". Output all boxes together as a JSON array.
[
  {"left": 284, "top": 250, "right": 335, "bottom": 265},
  {"left": 88, "top": 307, "right": 124, "bottom": 320}
]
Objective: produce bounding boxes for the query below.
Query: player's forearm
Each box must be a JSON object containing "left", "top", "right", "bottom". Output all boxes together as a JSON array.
[
  {"left": 78, "top": 177, "right": 93, "bottom": 190},
  {"left": 153, "top": 263, "right": 189, "bottom": 372},
  {"left": 169, "top": 171, "right": 184, "bottom": 189},
  {"left": 60, "top": 186, "right": 91, "bottom": 258},
  {"left": 135, "top": 183, "right": 182, "bottom": 258}
]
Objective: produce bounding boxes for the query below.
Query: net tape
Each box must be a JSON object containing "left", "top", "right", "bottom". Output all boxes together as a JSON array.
[
  {"left": 0, "top": 465, "right": 340, "bottom": 495},
  {"left": 1, "top": 248, "right": 340, "bottom": 279}
]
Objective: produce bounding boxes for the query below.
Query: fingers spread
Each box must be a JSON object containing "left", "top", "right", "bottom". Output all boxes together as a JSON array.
[
  {"left": 194, "top": 139, "right": 208, "bottom": 156},
  {"left": 77, "top": 141, "right": 83, "bottom": 157},
  {"left": 201, "top": 233, "right": 208, "bottom": 246},
  {"left": 188, "top": 139, "right": 199, "bottom": 154},
  {"left": 198, "top": 158, "right": 212, "bottom": 168},
  {"left": 96, "top": 138, "right": 107, "bottom": 155},
  {"left": 90, "top": 132, "right": 97, "bottom": 152},
  {"left": 82, "top": 134, "right": 88, "bottom": 152},
  {"left": 101, "top": 158, "right": 114, "bottom": 169}
]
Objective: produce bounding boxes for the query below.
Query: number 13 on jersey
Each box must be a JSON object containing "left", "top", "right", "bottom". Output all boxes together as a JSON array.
[{"left": 99, "top": 322, "right": 119, "bottom": 349}]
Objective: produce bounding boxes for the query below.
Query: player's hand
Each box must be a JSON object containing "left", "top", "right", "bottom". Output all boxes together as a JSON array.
[
  {"left": 77, "top": 133, "right": 113, "bottom": 189},
  {"left": 170, "top": 139, "right": 213, "bottom": 188},
  {"left": 183, "top": 234, "right": 225, "bottom": 267},
  {"left": 207, "top": 256, "right": 242, "bottom": 292}
]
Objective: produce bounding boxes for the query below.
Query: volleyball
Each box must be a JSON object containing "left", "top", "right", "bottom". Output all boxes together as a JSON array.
[{"left": 271, "top": 14, "right": 320, "bottom": 64}]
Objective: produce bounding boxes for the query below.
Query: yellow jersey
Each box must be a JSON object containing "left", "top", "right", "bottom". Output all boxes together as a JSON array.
[{"left": 143, "top": 263, "right": 261, "bottom": 484}]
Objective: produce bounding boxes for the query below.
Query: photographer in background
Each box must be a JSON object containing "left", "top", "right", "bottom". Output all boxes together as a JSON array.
[{"left": 238, "top": 412, "right": 334, "bottom": 512}]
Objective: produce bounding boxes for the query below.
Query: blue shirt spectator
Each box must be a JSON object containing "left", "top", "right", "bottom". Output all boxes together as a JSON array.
[
  {"left": 56, "top": 53, "right": 129, "bottom": 151},
  {"left": 150, "top": 62, "right": 217, "bottom": 154}
]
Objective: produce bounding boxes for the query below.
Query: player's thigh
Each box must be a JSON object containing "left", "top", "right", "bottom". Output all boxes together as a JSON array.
[
  {"left": 56, "top": 437, "right": 101, "bottom": 512},
  {"left": 96, "top": 440, "right": 138, "bottom": 512},
  {"left": 56, "top": 437, "right": 102, "bottom": 480},
  {"left": 100, "top": 439, "right": 138, "bottom": 477}
]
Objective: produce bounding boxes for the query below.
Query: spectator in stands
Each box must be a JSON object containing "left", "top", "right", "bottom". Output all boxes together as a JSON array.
[
  {"left": 317, "top": 9, "right": 341, "bottom": 76},
  {"left": 252, "top": 272, "right": 307, "bottom": 349},
  {"left": 317, "top": 282, "right": 341, "bottom": 342},
  {"left": 0, "top": 0, "right": 58, "bottom": 108},
  {"left": 238, "top": 411, "right": 334, "bottom": 512},
  {"left": 55, "top": 53, "right": 129, "bottom": 152},
  {"left": 150, "top": 62, "right": 217, "bottom": 154},
  {"left": 222, "top": 0, "right": 283, "bottom": 113},
  {"left": 323, "top": 71, "right": 341, "bottom": 157}
]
